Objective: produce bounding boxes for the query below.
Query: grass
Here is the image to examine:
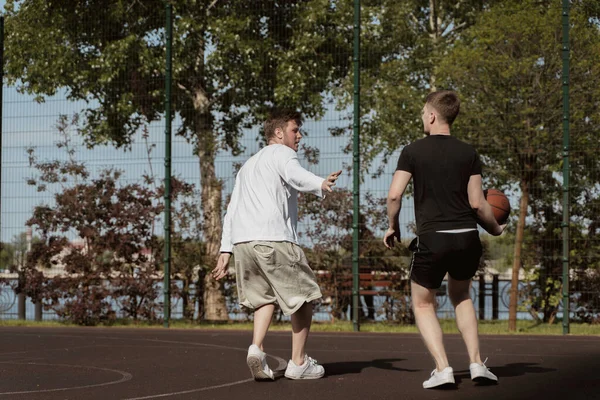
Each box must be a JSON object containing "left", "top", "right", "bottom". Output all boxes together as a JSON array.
[{"left": 1, "top": 318, "right": 599, "bottom": 336}]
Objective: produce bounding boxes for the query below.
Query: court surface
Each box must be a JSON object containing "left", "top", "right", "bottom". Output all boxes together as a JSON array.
[{"left": 0, "top": 326, "right": 598, "bottom": 399}]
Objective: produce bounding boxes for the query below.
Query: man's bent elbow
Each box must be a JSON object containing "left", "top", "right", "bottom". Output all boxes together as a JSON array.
[
  {"left": 469, "top": 194, "right": 482, "bottom": 210},
  {"left": 387, "top": 194, "right": 401, "bottom": 204}
]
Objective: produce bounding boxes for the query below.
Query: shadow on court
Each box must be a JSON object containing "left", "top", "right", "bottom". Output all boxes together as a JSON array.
[
  {"left": 484, "top": 362, "right": 557, "bottom": 378},
  {"left": 323, "top": 358, "right": 420, "bottom": 376},
  {"left": 0, "top": 327, "right": 598, "bottom": 400}
]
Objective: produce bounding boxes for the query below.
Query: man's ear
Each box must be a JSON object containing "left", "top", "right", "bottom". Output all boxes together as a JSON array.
[
  {"left": 429, "top": 111, "right": 436, "bottom": 125},
  {"left": 274, "top": 127, "right": 284, "bottom": 139}
]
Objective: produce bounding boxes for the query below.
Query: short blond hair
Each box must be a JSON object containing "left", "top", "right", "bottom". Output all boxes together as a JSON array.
[{"left": 426, "top": 90, "right": 460, "bottom": 125}]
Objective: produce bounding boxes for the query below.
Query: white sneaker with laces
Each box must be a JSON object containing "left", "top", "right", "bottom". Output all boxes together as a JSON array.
[
  {"left": 284, "top": 355, "right": 325, "bottom": 380},
  {"left": 246, "top": 344, "right": 274, "bottom": 381},
  {"left": 422, "top": 366, "right": 455, "bottom": 389},
  {"left": 470, "top": 358, "right": 498, "bottom": 382}
]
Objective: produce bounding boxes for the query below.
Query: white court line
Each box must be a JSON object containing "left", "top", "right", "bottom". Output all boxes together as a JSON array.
[
  {"left": 0, "top": 362, "right": 133, "bottom": 396},
  {"left": 1, "top": 330, "right": 593, "bottom": 399},
  {"left": 119, "top": 337, "right": 287, "bottom": 399},
  {"left": 0, "top": 357, "right": 43, "bottom": 363},
  {"left": 123, "top": 378, "right": 255, "bottom": 400},
  {"left": 0, "top": 332, "right": 250, "bottom": 352},
  {"left": 0, "top": 332, "right": 288, "bottom": 399},
  {"left": 0, "top": 345, "right": 104, "bottom": 357}
]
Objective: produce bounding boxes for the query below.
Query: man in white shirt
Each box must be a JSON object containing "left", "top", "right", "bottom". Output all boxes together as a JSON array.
[{"left": 212, "top": 109, "right": 341, "bottom": 381}]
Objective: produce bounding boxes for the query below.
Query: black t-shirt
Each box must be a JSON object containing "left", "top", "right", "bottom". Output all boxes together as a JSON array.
[{"left": 396, "top": 135, "right": 482, "bottom": 235}]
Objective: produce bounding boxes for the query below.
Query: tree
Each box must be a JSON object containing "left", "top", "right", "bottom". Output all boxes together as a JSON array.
[
  {"left": 23, "top": 115, "right": 204, "bottom": 324},
  {"left": 332, "top": 0, "right": 498, "bottom": 176},
  {"left": 4, "top": 0, "right": 351, "bottom": 320},
  {"left": 436, "top": 0, "right": 600, "bottom": 329},
  {"left": 25, "top": 156, "right": 163, "bottom": 324}
]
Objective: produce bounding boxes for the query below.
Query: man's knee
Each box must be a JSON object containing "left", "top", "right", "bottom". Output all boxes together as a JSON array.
[
  {"left": 448, "top": 288, "right": 470, "bottom": 307},
  {"left": 411, "top": 281, "right": 437, "bottom": 310},
  {"left": 412, "top": 294, "right": 436, "bottom": 310}
]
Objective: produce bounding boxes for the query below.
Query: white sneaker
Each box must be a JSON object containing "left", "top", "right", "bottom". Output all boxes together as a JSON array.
[
  {"left": 470, "top": 359, "right": 498, "bottom": 383},
  {"left": 422, "top": 366, "right": 455, "bottom": 389},
  {"left": 284, "top": 355, "right": 325, "bottom": 380},
  {"left": 246, "top": 344, "right": 274, "bottom": 381}
]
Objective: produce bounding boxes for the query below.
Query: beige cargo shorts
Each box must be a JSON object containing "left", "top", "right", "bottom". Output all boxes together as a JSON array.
[{"left": 232, "top": 241, "right": 322, "bottom": 316}]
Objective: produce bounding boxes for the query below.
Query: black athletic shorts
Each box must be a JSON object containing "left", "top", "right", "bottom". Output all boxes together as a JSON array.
[{"left": 408, "top": 230, "right": 482, "bottom": 289}]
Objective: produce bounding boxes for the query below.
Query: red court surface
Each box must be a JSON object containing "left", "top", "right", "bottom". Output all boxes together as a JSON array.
[{"left": 0, "top": 326, "right": 598, "bottom": 399}]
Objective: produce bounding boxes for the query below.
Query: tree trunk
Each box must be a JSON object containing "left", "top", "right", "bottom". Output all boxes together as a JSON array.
[
  {"left": 182, "top": 277, "right": 191, "bottom": 320},
  {"left": 181, "top": 4, "right": 227, "bottom": 321},
  {"left": 196, "top": 112, "right": 228, "bottom": 321},
  {"left": 508, "top": 180, "right": 529, "bottom": 331},
  {"left": 195, "top": 267, "right": 206, "bottom": 320},
  {"left": 428, "top": 0, "right": 442, "bottom": 91}
]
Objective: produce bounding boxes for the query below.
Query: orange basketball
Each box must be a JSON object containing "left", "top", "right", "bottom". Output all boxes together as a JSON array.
[{"left": 484, "top": 188, "right": 510, "bottom": 224}]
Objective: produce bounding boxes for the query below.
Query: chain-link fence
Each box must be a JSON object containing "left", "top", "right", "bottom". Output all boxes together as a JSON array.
[{"left": 0, "top": 1, "right": 598, "bottom": 328}]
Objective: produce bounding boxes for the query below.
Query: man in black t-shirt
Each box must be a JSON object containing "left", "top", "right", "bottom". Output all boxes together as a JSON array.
[{"left": 383, "top": 90, "right": 505, "bottom": 389}]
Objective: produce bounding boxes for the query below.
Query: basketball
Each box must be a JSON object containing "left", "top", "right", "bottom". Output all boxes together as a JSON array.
[{"left": 484, "top": 188, "right": 510, "bottom": 224}]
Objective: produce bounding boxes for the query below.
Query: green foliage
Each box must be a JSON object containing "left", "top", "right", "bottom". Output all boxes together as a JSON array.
[
  {"left": 437, "top": 0, "right": 600, "bottom": 191},
  {"left": 436, "top": 0, "right": 600, "bottom": 322},
  {"left": 4, "top": 0, "right": 166, "bottom": 147},
  {"left": 4, "top": 0, "right": 350, "bottom": 150},
  {"left": 333, "top": 0, "right": 499, "bottom": 175}
]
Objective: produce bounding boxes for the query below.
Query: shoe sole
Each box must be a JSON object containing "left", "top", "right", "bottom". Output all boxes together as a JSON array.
[
  {"left": 247, "top": 355, "right": 274, "bottom": 381},
  {"left": 284, "top": 373, "right": 325, "bottom": 380},
  {"left": 423, "top": 377, "right": 455, "bottom": 389},
  {"left": 470, "top": 369, "right": 498, "bottom": 383},
  {"left": 423, "top": 382, "right": 455, "bottom": 389},
  {"left": 472, "top": 376, "right": 498, "bottom": 384}
]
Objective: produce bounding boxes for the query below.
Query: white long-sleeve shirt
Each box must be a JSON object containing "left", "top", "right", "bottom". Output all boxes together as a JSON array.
[{"left": 219, "top": 144, "right": 325, "bottom": 253}]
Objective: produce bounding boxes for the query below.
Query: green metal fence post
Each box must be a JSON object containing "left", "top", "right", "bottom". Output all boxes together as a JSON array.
[
  {"left": 352, "top": 0, "right": 361, "bottom": 332},
  {"left": 0, "top": 16, "right": 4, "bottom": 270},
  {"left": 163, "top": 2, "right": 173, "bottom": 328},
  {"left": 561, "top": 0, "right": 570, "bottom": 335}
]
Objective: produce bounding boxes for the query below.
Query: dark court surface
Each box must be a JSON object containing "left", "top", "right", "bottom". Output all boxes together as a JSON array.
[{"left": 0, "top": 326, "right": 599, "bottom": 400}]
